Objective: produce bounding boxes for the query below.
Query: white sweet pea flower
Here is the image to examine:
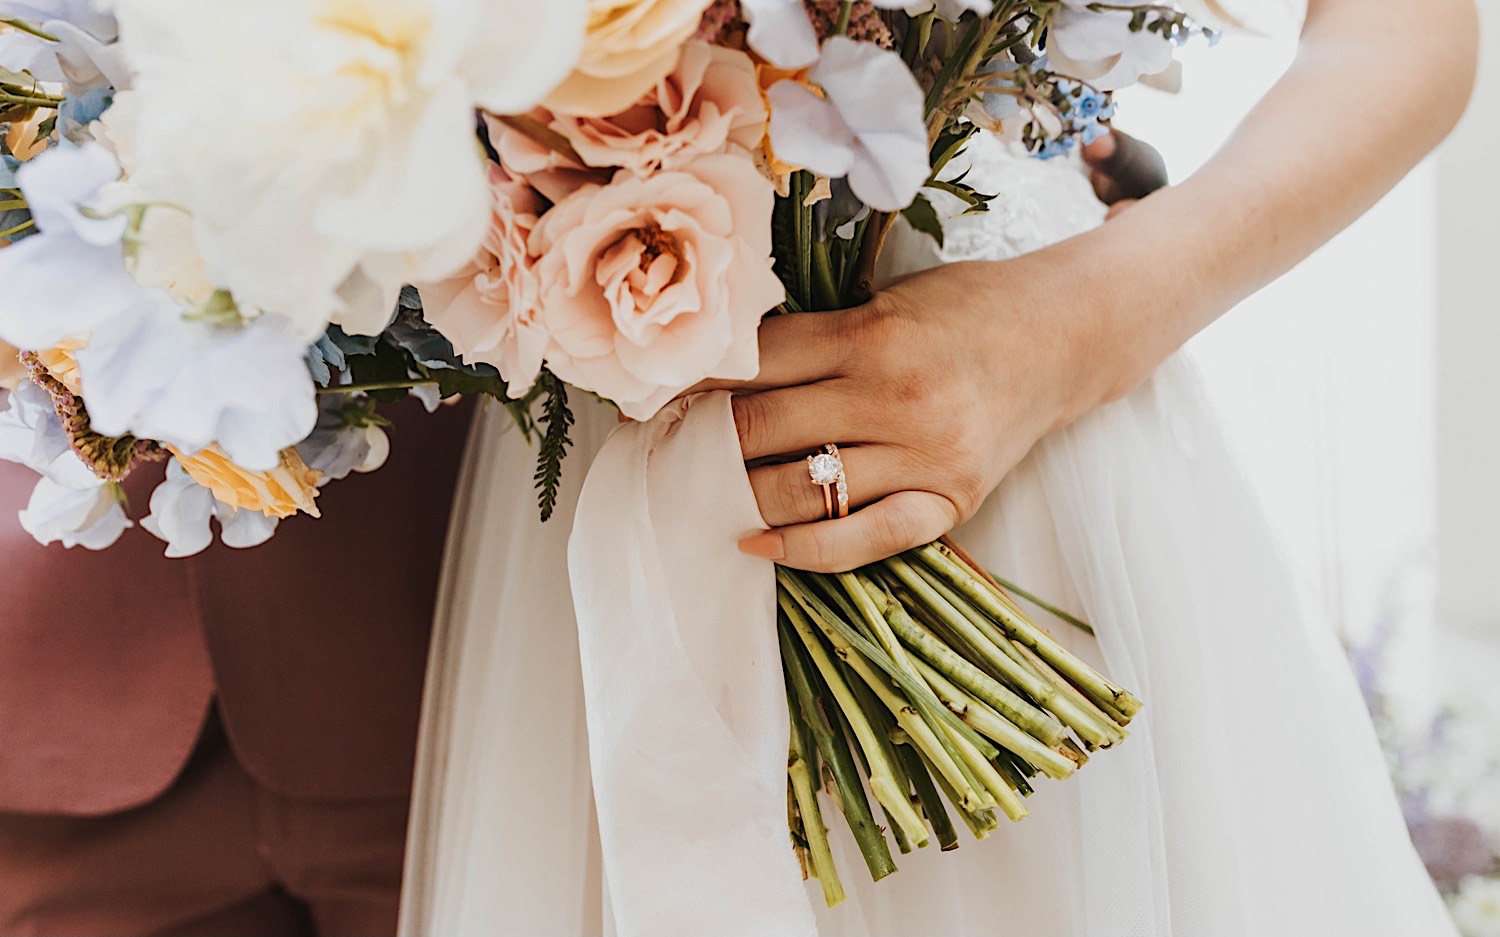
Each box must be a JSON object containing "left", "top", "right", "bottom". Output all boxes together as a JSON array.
[
  {"left": 0, "top": 383, "right": 130, "bottom": 549},
  {"left": 140, "top": 459, "right": 277, "bottom": 558},
  {"left": 74, "top": 294, "right": 317, "bottom": 472},
  {"left": 105, "top": 0, "right": 588, "bottom": 340},
  {"left": 0, "top": 1, "right": 129, "bottom": 91},
  {"left": 295, "top": 398, "right": 390, "bottom": 484},
  {"left": 876, "top": 0, "right": 992, "bottom": 18},
  {"left": 19, "top": 474, "right": 130, "bottom": 548},
  {"left": 0, "top": 143, "right": 137, "bottom": 351},
  {"left": 767, "top": 37, "right": 929, "bottom": 212},
  {"left": 0, "top": 380, "right": 93, "bottom": 485},
  {"left": 739, "top": 0, "right": 820, "bottom": 68},
  {"left": 1049, "top": 1, "right": 1175, "bottom": 90}
]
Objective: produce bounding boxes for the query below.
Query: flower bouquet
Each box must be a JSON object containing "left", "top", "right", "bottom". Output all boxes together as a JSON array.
[{"left": 0, "top": 0, "right": 1213, "bottom": 900}]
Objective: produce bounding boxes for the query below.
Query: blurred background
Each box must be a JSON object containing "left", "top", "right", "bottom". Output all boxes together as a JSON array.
[{"left": 1118, "top": 3, "right": 1500, "bottom": 932}]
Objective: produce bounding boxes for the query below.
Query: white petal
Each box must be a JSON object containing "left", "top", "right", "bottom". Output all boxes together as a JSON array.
[
  {"left": 455, "top": 0, "right": 587, "bottom": 114},
  {"left": 15, "top": 143, "right": 127, "bottom": 245},
  {"left": 766, "top": 81, "right": 857, "bottom": 178},
  {"left": 215, "top": 504, "right": 277, "bottom": 549},
  {"left": 76, "top": 298, "right": 317, "bottom": 471},
  {"left": 741, "top": 0, "right": 821, "bottom": 69},
  {"left": 0, "top": 235, "right": 138, "bottom": 349},
  {"left": 810, "top": 39, "right": 930, "bottom": 211},
  {"left": 140, "top": 461, "right": 216, "bottom": 558},
  {"left": 19, "top": 475, "right": 130, "bottom": 550}
]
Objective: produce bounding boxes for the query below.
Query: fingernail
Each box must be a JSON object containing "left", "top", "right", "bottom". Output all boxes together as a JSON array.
[{"left": 738, "top": 532, "right": 785, "bottom": 561}]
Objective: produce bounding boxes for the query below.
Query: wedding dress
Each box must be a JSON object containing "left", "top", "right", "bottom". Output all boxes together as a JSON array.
[{"left": 398, "top": 132, "right": 1457, "bottom": 937}]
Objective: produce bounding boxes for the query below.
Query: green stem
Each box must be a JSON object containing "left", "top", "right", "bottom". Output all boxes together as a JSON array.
[
  {"left": 788, "top": 570, "right": 997, "bottom": 760},
  {"left": 910, "top": 655, "right": 1077, "bottom": 781},
  {"left": 0, "top": 91, "right": 63, "bottom": 109},
  {"left": 780, "top": 622, "right": 897, "bottom": 882},
  {"left": 316, "top": 379, "right": 438, "bottom": 395},
  {"left": 795, "top": 172, "right": 814, "bottom": 311},
  {"left": 843, "top": 675, "right": 918, "bottom": 855},
  {"left": 0, "top": 17, "right": 60, "bottom": 41},
  {"left": 983, "top": 571, "right": 1096, "bottom": 636},
  {"left": 834, "top": 0, "right": 854, "bottom": 35},
  {"left": 881, "top": 558, "right": 1071, "bottom": 745},
  {"left": 897, "top": 557, "right": 1124, "bottom": 749},
  {"left": 894, "top": 741, "right": 957, "bottom": 851},
  {"left": 787, "top": 696, "right": 845, "bottom": 907},
  {"left": 810, "top": 239, "right": 840, "bottom": 311},
  {"left": 915, "top": 544, "right": 1144, "bottom": 719},
  {"left": 780, "top": 579, "right": 990, "bottom": 814},
  {"left": 0, "top": 217, "right": 35, "bottom": 239},
  {"left": 779, "top": 597, "right": 931, "bottom": 847}
]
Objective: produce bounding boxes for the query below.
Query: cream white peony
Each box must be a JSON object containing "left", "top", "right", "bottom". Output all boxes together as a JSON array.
[{"left": 104, "top": 0, "right": 587, "bottom": 340}]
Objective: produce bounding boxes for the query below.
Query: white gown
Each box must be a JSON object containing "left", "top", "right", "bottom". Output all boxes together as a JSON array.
[{"left": 398, "top": 134, "right": 1457, "bottom": 937}]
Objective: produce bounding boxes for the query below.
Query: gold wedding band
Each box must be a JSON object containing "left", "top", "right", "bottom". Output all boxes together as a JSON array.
[{"left": 806, "top": 444, "right": 849, "bottom": 520}]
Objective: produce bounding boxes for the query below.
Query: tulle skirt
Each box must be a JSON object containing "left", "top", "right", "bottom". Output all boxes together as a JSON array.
[{"left": 399, "top": 354, "right": 1454, "bottom": 936}]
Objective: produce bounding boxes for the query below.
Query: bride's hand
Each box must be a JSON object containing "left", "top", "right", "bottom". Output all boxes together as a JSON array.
[{"left": 720, "top": 252, "right": 1120, "bottom": 573}]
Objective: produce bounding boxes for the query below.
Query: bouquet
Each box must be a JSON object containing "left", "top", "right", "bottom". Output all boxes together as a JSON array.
[{"left": 0, "top": 0, "right": 1214, "bottom": 900}]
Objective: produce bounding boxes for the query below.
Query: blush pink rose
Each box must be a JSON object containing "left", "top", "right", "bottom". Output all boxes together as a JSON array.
[
  {"left": 551, "top": 42, "right": 766, "bottom": 177},
  {"left": 417, "top": 165, "right": 548, "bottom": 393},
  {"left": 483, "top": 112, "right": 603, "bottom": 206},
  {"left": 529, "top": 153, "right": 785, "bottom": 420}
]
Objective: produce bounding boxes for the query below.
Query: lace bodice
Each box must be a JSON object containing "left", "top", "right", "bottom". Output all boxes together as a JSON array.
[{"left": 878, "top": 130, "right": 1107, "bottom": 279}]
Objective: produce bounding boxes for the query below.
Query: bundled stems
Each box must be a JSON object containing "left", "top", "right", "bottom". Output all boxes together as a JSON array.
[{"left": 776, "top": 540, "right": 1139, "bottom": 903}]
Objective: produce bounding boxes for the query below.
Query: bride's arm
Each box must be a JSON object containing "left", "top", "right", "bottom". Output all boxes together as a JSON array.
[
  {"left": 1085, "top": 0, "right": 1481, "bottom": 403},
  {"left": 731, "top": 0, "right": 1480, "bottom": 572}
]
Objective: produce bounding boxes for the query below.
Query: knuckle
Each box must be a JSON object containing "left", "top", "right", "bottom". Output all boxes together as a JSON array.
[
  {"left": 733, "top": 393, "right": 773, "bottom": 457},
  {"left": 871, "top": 500, "right": 921, "bottom": 555},
  {"left": 804, "top": 523, "right": 845, "bottom": 573},
  {"left": 775, "top": 464, "right": 821, "bottom": 524}
]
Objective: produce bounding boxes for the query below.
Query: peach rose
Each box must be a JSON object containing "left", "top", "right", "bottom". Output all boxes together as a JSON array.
[
  {"left": 545, "top": 0, "right": 716, "bottom": 119},
  {"left": 483, "top": 112, "right": 601, "bottom": 206},
  {"left": 551, "top": 41, "right": 766, "bottom": 177},
  {"left": 418, "top": 165, "right": 548, "bottom": 393},
  {"left": 174, "top": 444, "right": 321, "bottom": 519},
  {"left": 529, "top": 153, "right": 785, "bottom": 420}
]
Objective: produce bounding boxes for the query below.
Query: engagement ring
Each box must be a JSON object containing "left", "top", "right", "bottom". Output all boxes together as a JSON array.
[{"left": 807, "top": 444, "right": 849, "bottom": 520}]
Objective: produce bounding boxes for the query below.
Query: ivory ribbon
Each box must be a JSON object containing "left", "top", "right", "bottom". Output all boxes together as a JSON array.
[{"left": 567, "top": 392, "right": 819, "bottom": 937}]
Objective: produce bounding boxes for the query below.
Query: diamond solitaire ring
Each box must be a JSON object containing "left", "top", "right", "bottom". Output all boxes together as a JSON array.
[{"left": 806, "top": 444, "right": 849, "bottom": 520}]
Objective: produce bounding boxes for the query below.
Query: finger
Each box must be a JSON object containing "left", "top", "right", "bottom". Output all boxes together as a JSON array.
[
  {"left": 1085, "top": 128, "right": 1169, "bottom": 203},
  {"left": 686, "top": 310, "right": 852, "bottom": 395},
  {"left": 747, "top": 446, "right": 907, "bottom": 528},
  {"left": 1080, "top": 131, "right": 1118, "bottom": 168},
  {"left": 732, "top": 383, "right": 871, "bottom": 462},
  {"left": 1105, "top": 199, "right": 1138, "bottom": 220},
  {"left": 1089, "top": 170, "right": 1121, "bottom": 206},
  {"left": 739, "top": 490, "right": 959, "bottom": 573}
]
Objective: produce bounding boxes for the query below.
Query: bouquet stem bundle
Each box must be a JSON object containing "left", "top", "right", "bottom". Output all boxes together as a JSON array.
[{"left": 777, "top": 540, "right": 1140, "bottom": 905}]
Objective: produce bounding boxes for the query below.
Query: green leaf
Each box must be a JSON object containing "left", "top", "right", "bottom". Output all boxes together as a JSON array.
[
  {"left": 430, "top": 366, "right": 509, "bottom": 401},
  {"left": 532, "top": 371, "right": 576, "bottom": 523},
  {"left": 344, "top": 339, "right": 414, "bottom": 404},
  {"left": 901, "top": 193, "right": 944, "bottom": 249}
]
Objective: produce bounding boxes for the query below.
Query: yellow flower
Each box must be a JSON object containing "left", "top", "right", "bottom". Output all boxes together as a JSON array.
[
  {"left": 173, "top": 445, "right": 322, "bottom": 519},
  {"left": 35, "top": 340, "right": 85, "bottom": 395},
  {"left": 545, "top": 0, "right": 715, "bottom": 118},
  {"left": 4, "top": 110, "right": 51, "bottom": 163}
]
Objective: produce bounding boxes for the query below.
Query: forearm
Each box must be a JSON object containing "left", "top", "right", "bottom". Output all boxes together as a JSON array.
[{"left": 1066, "top": 0, "right": 1479, "bottom": 407}]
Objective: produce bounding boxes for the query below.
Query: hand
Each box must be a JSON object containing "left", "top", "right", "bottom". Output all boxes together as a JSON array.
[
  {"left": 1081, "top": 129, "right": 1169, "bottom": 218},
  {"left": 721, "top": 250, "right": 1116, "bottom": 573}
]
